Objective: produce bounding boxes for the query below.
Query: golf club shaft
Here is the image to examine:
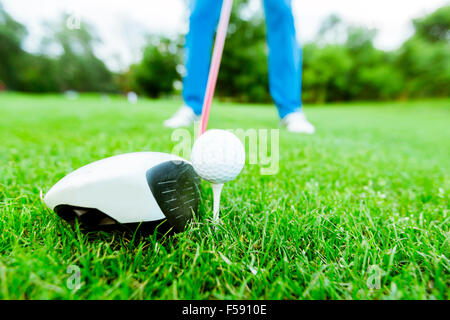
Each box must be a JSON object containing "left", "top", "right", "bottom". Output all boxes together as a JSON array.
[{"left": 198, "top": 0, "right": 233, "bottom": 137}]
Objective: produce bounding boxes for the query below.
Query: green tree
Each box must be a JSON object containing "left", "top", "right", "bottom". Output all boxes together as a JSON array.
[
  {"left": 302, "top": 44, "right": 353, "bottom": 102},
  {"left": 397, "top": 5, "right": 450, "bottom": 98},
  {"left": 17, "top": 54, "right": 60, "bottom": 92},
  {"left": 1, "top": 6, "right": 116, "bottom": 93},
  {"left": 346, "top": 26, "right": 403, "bottom": 100},
  {"left": 302, "top": 15, "right": 403, "bottom": 102},
  {"left": 413, "top": 5, "right": 450, "bottom": 43},
  {"left": 217, "top": 0, "right": 270, "bottom": 103},
  {"left": 130, "top": 37, "right": 181, "bottom": 98},
  {"left": 41, "top": 15, "right": 116, "bottom": 92},
  {"left": 0, "top": 2, "right": 28, "bottom": 90}
]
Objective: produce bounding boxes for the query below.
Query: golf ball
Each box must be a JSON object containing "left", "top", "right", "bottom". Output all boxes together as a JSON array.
[{"left": 191, "top": 129, "right": 245, "bottom": 184}]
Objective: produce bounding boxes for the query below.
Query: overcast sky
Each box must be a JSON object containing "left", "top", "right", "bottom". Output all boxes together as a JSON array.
[{"left": 2, "top": 0, "right": 448, "bottom": 71}]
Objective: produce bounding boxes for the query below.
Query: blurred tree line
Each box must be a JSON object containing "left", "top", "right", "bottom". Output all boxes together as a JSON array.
[
  {"left": 130, "top": 2, "right": 449, "bottom": 103},
  {"left": 0, "top": 4, "right": 115, "bottom": 92},
  {"left": 0, "top": 1, "right": 448, "bottom": 102}
]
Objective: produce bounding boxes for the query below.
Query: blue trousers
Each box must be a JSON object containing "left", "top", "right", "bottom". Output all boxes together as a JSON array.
[{"left": 182, "top": 0, "right": 302, "bottom": 119}]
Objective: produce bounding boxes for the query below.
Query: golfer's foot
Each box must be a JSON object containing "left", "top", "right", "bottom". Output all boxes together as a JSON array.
[
  {"left": 163, "top": 105, "right": 199, "bottom": 128},
  {"left": 281, "top": 111, "right": 315, "bottom": 134}
]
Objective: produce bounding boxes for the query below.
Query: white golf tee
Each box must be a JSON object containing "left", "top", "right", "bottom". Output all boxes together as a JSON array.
[{"left": 211, "top": 183, "right": 224, "bottom": 224}]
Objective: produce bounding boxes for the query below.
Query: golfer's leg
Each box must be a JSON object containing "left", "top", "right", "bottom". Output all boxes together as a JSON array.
[
  {"left": 263, "top": 0, "right": 302, "bottom": 118},
  {"left": 182, "top": 0, "right": 223, "bottom": 115}
]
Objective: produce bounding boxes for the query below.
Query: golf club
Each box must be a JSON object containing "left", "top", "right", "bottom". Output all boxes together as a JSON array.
[
  {"left": 44, "top": 152, "right": 201, "bottom": 232},
  {"left": 193, "top": 0, "right": 238, "bottom": 225},
  {"left": 198, "top": 0, "right": 234, "bottom": 137}
]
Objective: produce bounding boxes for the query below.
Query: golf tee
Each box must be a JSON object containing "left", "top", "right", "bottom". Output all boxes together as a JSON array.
[{"left": 211, "top": 183, "right": 224, "bottom": 224}]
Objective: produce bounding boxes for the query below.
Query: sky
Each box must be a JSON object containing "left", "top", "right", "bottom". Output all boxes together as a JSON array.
[{"left": 2, "top": 0, "right": 448, "bottom": 71}]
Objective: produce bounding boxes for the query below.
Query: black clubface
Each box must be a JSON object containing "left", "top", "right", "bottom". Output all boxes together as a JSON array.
[{"left": 146, "top": 160, "right": 201, "bottom": 232}]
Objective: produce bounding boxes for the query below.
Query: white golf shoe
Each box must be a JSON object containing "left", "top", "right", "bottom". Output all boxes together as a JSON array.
[
  {"left": 281, "top": 111, "right": 315, "bottom": 134},
  {"left": 163, "top": 105, "right": 200, "bottom": 128}
]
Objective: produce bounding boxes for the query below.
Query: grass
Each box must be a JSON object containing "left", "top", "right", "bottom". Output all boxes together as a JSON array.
[{"left": 0, "top": 92, "right": 448, "bottom": 300}]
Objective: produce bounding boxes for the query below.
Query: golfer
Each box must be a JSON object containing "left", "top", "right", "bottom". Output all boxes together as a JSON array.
[{"left": 164, "top": 0, "right": 315, "bottom": 134}]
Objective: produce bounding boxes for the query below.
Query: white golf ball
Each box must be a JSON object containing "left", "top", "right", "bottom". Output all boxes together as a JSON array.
[{"left": 191, "top": 129, "right": 245, "bottom": 184}]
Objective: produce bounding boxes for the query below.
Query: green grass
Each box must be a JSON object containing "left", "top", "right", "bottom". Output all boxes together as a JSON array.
[{"left": 0, "top": 92, "right": 448, "bottom": 299}]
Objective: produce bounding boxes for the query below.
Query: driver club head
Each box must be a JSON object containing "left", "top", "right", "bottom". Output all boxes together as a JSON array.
[{"left": 44, "top": 152, "right": 201, "bottom": 233}]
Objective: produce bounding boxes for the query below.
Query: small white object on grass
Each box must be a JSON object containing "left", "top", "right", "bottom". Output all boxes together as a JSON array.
[
  {"left": 127, "top": 91, "right": 138, "bottom": 104},
  {"left": 64, "top": 90, "right": 79, "bottom": 100},
  {"left": 191, "top": 129, "right": 245, "bottom": 224},
  {"left": 101, "top": 94, "right": 111, "bottom": 103}
]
